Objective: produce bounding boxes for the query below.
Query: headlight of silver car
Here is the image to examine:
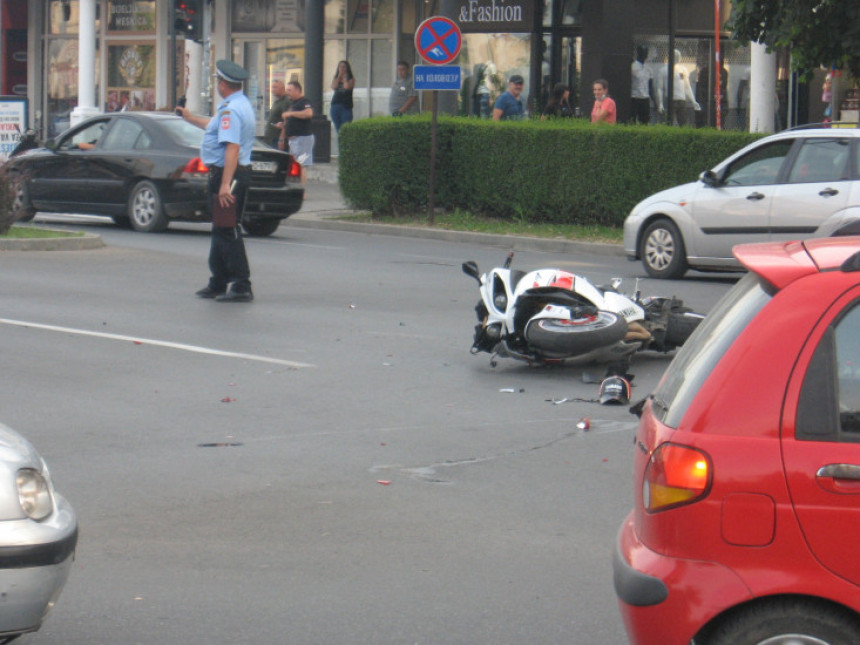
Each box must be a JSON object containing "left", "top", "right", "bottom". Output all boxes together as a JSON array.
[{"left": 17, "top": 468, "right": 53, "bottom": 521}]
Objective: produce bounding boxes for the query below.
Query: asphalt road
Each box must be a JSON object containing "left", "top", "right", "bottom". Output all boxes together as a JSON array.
[{"left": 0, "top": 217, "right": 737, "bottom": 644}]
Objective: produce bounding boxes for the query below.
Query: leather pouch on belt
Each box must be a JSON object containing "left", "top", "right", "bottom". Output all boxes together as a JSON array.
[{"left": 212, "top": 197, "right": 238, "bottom": 227}]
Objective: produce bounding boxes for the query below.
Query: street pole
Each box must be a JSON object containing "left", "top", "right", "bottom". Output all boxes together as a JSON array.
[{"left": 428, "top": 90, "right": 438, "bottom": 225}]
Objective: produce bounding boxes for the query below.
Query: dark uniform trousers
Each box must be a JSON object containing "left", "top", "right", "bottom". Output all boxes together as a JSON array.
[{"left": 207, "top": 165, "right": 252, "bottom": 293}]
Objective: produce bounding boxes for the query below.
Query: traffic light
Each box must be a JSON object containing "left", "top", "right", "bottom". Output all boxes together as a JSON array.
[{"left": 174, "top": 0, "right": 203, "bottom": 43}]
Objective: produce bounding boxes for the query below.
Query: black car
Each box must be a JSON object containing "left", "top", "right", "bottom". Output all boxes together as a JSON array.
[{"left": 8, "top": 112, "right": 303, "bottom": 237}]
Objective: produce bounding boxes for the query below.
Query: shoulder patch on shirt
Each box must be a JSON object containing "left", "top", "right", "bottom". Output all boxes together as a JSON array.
[{"left": 221, "top": 115, "right": 231, "bottom": 130}]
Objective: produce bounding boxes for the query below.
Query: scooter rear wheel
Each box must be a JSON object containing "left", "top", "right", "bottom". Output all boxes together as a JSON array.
[{"left": 525, "top": 311, "right": 627, "bottom": 357}]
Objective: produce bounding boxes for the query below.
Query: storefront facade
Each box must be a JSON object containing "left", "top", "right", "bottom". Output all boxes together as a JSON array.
[{"left": 2, "top": 0, "right": 819, "bottom": 152}]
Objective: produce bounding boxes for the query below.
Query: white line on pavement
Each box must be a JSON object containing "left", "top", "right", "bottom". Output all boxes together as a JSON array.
[{"left": 0, "top": 318, "right": 314, "bottom": 368}]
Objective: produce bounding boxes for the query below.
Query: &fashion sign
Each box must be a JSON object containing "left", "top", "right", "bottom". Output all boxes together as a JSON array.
[{"left": 454, "top": 0, "right": 534, "bottom": 33}]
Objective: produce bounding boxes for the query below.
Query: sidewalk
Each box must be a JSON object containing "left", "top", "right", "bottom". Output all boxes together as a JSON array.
[{"left": 291, "top": 159, "right": 625, "bottom": 257}]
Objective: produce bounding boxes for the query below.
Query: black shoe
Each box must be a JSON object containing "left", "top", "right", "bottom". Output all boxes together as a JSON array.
[
  {"left": 196, "top": 286, "right": 226, "bottom": 299},
  {"left": 215, "top": 289, "right": 254, "bottom": 303}
]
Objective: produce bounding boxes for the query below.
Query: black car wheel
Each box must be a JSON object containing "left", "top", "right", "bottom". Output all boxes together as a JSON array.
[
  {"left": 10, "top": 179, "right": 36, "bottom": 222},
  {"left": 640, "top": 219, "right": 687, "bottom": 279},
  {"left": 699, "top": 599, "right": 860, "bottom": 645},
  {"left": 128, "top": 180, "right": 168, "bottom": 232},
  {"left": 243, "top": 218, "right": 281, "bottom": 237}
]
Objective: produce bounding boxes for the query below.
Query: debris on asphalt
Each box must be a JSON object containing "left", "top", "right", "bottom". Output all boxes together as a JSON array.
[
  {"left": 377, "top": 480, "right": 391, "bottom": 486},
  {"left": 577, "top": 417, "right": 591, "bottom": 431},
  {"left": 499, "top": 388, "right": 525, "bottom": 393},
  {"left": 220, "top": 396, "right": 235, "bottom": 403}
]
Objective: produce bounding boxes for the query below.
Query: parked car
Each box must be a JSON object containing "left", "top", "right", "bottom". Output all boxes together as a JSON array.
[
  {"left": 7, "top": 112, "right": 303, "bottom": 237},
  {"left": 613, "top": 236, "right": 860, "bottom": 644},
  {"left": 0, "top": 421, "right": 77, "bottom": 639},
  {"left": 623, "top": 125, "right": 860, "bottom": 279}
]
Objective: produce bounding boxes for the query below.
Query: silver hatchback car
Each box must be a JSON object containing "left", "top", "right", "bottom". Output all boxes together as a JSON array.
[
  {"left": 0, "top": 422, "right": 77, "bottom": 639},
  {"left": 624, "top": 125, "right": 860, "bottom": 279}
]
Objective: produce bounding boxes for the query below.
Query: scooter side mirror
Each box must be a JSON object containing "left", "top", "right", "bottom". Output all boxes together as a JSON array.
[{"left": 462, "top": 261, "right": 481, "bottom": 282}]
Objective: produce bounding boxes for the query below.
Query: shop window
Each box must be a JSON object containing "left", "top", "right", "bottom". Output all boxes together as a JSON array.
[
  {"left": 107, "top": 43, "right": 157, "bottom": 111},
  {"left": 232, "top": 0, "right": 301, "bottom": 33},
  {"left": 46, "top": 38, "right": 102, "bottom": 137},
  {"left": 633, "top": 35, "right": 751, "bottom": 130},
  {"left": 372, "top": 0, "right": 394, "bottom": 33},
  {"left": 459, "top": 34, "right": 531, "bottom": 117},
  {"left": 48, "top": 0, "right": 87, "bottom": 35},
  {"left": 326, "top": 0, "right": 346, "bottom": 34}
]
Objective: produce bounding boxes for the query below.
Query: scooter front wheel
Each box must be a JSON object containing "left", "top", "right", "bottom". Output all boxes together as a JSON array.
[{"left": 525, "top": 311, "right": 628, "bottom": 357}]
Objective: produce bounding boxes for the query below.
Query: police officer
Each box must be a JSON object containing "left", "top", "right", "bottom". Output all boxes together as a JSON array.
[{"left": 177, "top": 60, "right": 256, "bottom": 302}]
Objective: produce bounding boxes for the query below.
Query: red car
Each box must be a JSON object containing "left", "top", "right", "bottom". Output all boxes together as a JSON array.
[{"left": 614, "top": 236, "right": 860, "bottom": 644}]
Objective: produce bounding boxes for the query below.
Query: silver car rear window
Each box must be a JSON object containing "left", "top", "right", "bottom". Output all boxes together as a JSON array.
[{"left": 651, "top": 273, "right": 772, "bottom": 428}]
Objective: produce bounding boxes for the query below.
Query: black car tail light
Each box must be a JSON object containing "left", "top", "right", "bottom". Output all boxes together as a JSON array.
[
  {"left": 183, "top": 157, "right": 209, "bottom": 175},
  {"left": 287, "top": 158, "right": 301, "bottom": 179}
]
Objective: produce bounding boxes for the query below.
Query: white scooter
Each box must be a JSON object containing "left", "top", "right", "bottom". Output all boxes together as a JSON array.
[{"left": 462, "top": 252, "right": 703, "bottom": 368}]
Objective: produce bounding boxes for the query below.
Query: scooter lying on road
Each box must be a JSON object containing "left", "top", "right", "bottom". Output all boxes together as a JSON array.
[{"left": 462, "top": 252, "right": 704, "bottom": 369}]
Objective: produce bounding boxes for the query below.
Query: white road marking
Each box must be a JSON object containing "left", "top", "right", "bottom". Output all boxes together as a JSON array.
[{"left": 0, "top": 318, "right": 314, "bottom": 368}]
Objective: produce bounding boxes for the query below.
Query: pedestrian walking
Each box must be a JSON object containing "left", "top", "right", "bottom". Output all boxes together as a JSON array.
[
  {"left": 330, "top": 60, "right": 355, "bottom": 133},
  {"left": 176, "top": 59, "right": 256, "bottom": 303}
]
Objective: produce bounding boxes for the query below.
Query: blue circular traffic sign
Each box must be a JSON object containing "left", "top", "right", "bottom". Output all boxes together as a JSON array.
[{"left": 414, "top": 17, "right": 462, "bottom": 65}]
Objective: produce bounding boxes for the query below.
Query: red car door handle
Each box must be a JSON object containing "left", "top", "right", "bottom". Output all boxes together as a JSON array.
[
  {"left": 746, "top": 192, "right": 766, "bottom": 201},
  {"left": 819, "top": 188, "right": 839, "bottom": 197},
  {"left": 817, "top": 464, "right": 860, "bottom": 479},
  {"left": 816, "top": 464, "right": 860, "bottom": 493}
]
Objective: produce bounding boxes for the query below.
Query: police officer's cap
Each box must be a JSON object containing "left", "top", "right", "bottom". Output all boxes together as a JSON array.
[{"left": 215, "top": 60, "right": 249, "bottom": 83}]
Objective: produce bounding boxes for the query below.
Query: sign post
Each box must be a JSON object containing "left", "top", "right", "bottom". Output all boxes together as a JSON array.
[{"left": 414, "top": 17, "right": 462, "bottom": 224}]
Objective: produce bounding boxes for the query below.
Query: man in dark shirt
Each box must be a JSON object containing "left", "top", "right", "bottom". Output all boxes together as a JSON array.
[
  {"left": 264, "top": 80, "right": 291, "bottom": 147},
  {"left": 281, "top": 80, "right": 314, "bottom": 187}
]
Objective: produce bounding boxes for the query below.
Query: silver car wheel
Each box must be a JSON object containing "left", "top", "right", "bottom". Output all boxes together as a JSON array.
[
  {"left": 128, "top": 180, "right": 167, "bottom": 232},
  {"left": 645, "top": 228, "right": 675, "bottom": 271},
  {"left": 640, "top": 219, "right": 687, "bottom": 279}
]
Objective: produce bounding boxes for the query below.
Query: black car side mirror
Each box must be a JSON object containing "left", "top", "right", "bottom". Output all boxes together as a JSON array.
[{"left": 700, "top": 170, "right": 719, "bottom": 187}]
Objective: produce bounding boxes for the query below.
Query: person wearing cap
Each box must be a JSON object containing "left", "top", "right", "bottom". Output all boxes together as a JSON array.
[
  {"left": 176, "top": 59, "right": 256, "bottom": 303},
  {"left": 591, "top": 78, "right": 617, "bottom": 124},
  {"left": 492, "top": 74, "right": 526, "bottom": 121}
]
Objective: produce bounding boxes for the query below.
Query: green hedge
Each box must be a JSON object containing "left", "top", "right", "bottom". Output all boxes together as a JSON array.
[{"left": 338, "top": 116, "right": 762, "bottom": 226}]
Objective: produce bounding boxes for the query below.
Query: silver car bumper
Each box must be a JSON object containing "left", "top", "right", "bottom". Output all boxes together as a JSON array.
[{"left": 0, "top": 493, "right": 77, "bottom": 637}]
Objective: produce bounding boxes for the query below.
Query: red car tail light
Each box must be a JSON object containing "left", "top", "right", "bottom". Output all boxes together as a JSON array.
[
  {"left": 183, "top": 157, "right": 209, "bottom": 175},
  {"left": 643, "top": 443, "right": 711, "bottom": 512},
  {"left": 287, "top": 158, "right": 301, "bottom": 178}
]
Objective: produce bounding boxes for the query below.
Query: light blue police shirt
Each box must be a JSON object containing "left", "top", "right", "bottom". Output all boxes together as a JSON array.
[{"left": 200, "top": 91, "right": 255, "bottom": 167}]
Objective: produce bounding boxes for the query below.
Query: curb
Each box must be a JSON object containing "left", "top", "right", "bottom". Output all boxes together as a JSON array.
[
  {"left": 286, "top": 211, "right": 626, "bottom": 257},
  {"left": 0, "top": 230, "right": 105, "bottom": 251}
]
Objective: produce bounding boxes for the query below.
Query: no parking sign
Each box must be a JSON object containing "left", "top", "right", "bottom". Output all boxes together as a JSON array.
[{"left": 414, "top": 17, "right": 461, "bottom": 65}]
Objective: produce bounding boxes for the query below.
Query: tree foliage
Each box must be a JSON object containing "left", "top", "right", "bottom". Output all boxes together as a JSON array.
[{"left": 727, "top": 0, "right": 860, "bottom": 80}]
